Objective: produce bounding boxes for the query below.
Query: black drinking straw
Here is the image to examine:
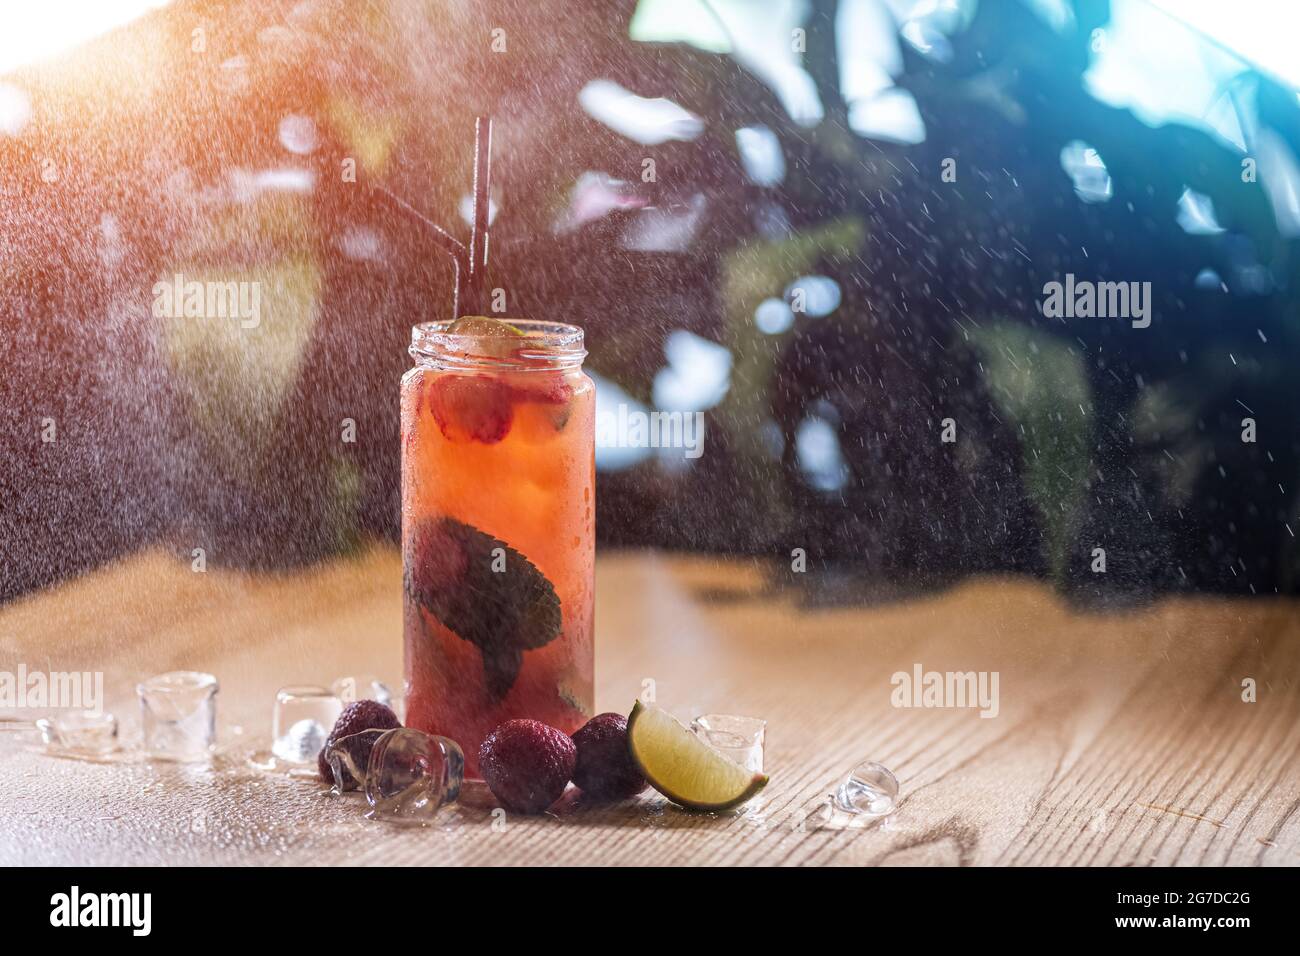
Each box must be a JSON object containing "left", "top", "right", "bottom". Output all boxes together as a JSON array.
[
  {"left": 370, "top": 115, "right": 493, "bottom": 321},
  {"left": 466, "top": 116, "right": 493, "bottom": 317}
]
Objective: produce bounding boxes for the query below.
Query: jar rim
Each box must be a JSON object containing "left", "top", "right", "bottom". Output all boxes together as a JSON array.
[{"left": 410, "top": 319, "right": 586, "bottom": 370}]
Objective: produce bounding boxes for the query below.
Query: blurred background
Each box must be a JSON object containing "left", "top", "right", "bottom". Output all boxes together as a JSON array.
[{"left": 2, "top": 0, "right": 1298, "bottom": 607}]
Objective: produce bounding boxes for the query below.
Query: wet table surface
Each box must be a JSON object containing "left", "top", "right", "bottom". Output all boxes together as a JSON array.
[{"left": 1, "top": 546, "right": 1298, "bottom": 866}]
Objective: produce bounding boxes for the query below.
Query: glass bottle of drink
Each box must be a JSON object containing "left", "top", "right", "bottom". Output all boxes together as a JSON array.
[{"left": 401, "top": 318, "right": 594, "bottom": 777}]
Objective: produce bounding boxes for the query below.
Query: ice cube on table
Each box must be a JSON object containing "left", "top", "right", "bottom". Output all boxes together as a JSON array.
[
  {"left": 321, "top": 729, "right": 387, "bottom": 793},
  {"left": 136, "top": 671, "right": 218, "bottom": 763},
  {"left": 35, "top": 711, "right": 119, "bottom": 757},
  {"left": 271, "top": 686, "right": 342, "bottom": 764},
  {"left": 834, "top": 760, "right": 898, "bottom": 816},
  {"left": 323, "top": 727, "right": 463, "bottom": 824},
  {"left": 690, "top": 713, "right": 767, "bottom": 773},
  {"left": 330, "top": 675, "right": 392, "bottom": 708},
  {"left": 364, "top": 728, "right": 463, "bottom": 825}
]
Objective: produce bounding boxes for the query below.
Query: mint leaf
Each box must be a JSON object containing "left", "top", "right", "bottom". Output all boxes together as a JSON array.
[{"left": 405, "top": 517, "right": 563, "bottom": 699}]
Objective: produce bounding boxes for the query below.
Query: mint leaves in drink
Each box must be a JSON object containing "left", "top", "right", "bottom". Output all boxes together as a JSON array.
[{"left": 405, "top": 517, "right": 562, "bottom": 698}]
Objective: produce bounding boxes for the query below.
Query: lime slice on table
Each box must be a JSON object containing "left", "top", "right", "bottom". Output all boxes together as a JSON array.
[{"left": 627, "top": 701, "right": 768, "bottom": 811}]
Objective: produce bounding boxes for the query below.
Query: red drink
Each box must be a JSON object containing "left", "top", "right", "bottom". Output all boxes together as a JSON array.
[{"left": 401, "top": 319, "right": 594, "bottom": 777}]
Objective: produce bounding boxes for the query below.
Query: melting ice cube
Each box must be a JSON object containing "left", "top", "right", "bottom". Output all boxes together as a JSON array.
[
  {"left": 324, "top": 728, "right": 463, "bottom": 826},
  {"left": 136, "top": 671, "right": 218, "bottom": 763},
  {"left": 834, "top": 760, "right": 898, "bottom": 816},
  {"left": 364, "top": 728, "right": 463, "bottom": 825},
  {"left": 271, "top": 686, "right": 343, "bottom": 764},
  {"left": 35, "top": 711, "right": 119, "bottom": 757},
  {"left": 690, "top": 713, "right": 767, "bottom": 773}
]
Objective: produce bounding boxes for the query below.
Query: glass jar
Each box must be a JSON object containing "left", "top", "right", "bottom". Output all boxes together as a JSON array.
[{"left": 401, "top": 319, "right": 595, "bottom": 778}]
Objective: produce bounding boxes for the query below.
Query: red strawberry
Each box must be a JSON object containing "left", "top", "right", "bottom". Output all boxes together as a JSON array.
[
  {"left": 571, "top": 712, "right": 646, "bottom": 799},
  {"left": 427, "top": 375, "right": 514, "bottom": 443},
  {"left": 318, "top": 700, "right": 402, "bottom": 789},
  {"left": 479, "top": 719, "right": 576, "bottom": 814},
  {"left": 527, "top": 377, "right": 574, "bottom": 406},
  {"left": 509, "top": 377, "right": 575, "bottom": 435}
]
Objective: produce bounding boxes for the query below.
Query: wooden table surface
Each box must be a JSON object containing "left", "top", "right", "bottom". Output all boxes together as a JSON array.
[{"left": 1, "top": 546, "right": 1297, "bottom": 866}]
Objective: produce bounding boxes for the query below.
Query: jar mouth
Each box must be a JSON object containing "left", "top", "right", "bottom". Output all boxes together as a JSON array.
[{"left": 410, "top": 319, "right": 586, "bottom": 370}]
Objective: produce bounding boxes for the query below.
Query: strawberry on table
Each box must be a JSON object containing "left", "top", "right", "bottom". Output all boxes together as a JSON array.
[
  {"left": 318, "top": 700, "right": 402, "bottom": 789},
  {"left": 479, "top": 718, "right": 576, "bottom": 814},
  {"left": 571, "top": 712, "right": 646, "bottom": 799}
]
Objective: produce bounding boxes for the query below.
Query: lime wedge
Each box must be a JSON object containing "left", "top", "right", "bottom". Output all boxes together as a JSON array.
[
  {"left": 448, "top": 315, "right": 525, "bottom": 336},
  {"left": 626, "top": 701, "right": 768, "bottom": 811}
]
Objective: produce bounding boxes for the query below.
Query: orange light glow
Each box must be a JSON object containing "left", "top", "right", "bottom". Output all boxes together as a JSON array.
[{"left": 0, "top": 1, "right": 172, "bottom": 75}]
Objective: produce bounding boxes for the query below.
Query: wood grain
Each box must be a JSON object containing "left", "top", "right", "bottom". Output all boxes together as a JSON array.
[{"left": 1, "top": 547, "right": 1297, "bottom": 866}]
